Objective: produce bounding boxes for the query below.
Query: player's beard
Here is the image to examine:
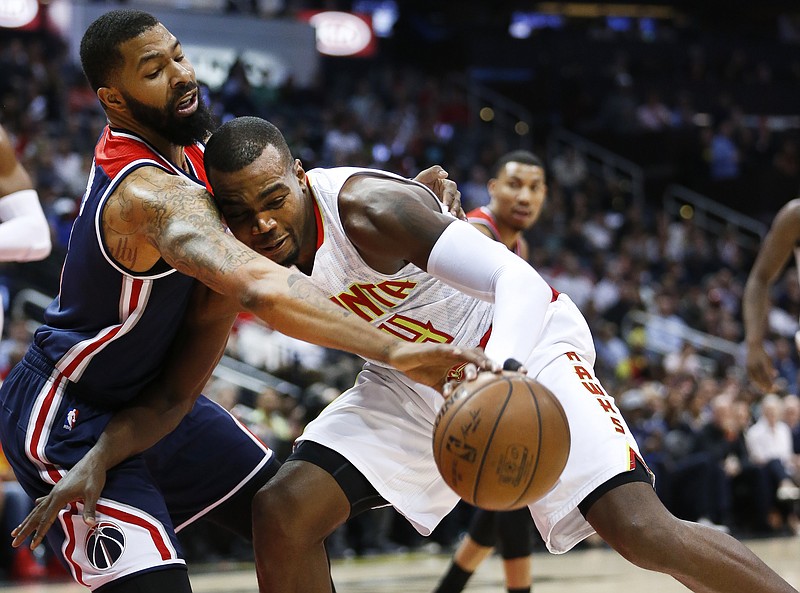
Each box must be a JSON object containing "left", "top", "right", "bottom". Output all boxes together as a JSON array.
[{"left": 122, "top": 83, "right": 216, "bottom": 146}]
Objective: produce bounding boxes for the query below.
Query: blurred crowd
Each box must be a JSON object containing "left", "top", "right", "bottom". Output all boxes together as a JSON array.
[{"left": 1, "top": 3, "right": 800, "bottom": 581}]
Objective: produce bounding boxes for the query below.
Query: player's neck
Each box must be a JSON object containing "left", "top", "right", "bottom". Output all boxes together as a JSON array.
[
  {"left": 499, "top": 229, "right": 521, "bottom": 252},
  {"left": 108, "top": 116, "right": 188, "bottom": 171},
  {"left": 486, "top": 207, "right": 520, "bottom": 251}
]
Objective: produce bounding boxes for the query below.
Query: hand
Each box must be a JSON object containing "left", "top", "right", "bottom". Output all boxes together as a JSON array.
[
  {"left": 413, "top": 165, "right": 465, "bottom": 220},
  {"left": 11, "top": 454, "right": 106, "bottom": 550},
  {"left": 387, "top": 342, "right": 499, "bottom": 392},
  {"left": 745, "top": 344, "right": 777, "bottom": 392}
]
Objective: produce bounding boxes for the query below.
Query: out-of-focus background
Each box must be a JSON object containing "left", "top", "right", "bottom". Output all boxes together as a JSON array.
[{"left": 1, "top": 0, "right": 800, "bottom": 586}]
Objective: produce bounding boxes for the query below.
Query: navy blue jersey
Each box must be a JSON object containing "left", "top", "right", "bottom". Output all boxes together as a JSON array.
[{"left": 33, "top": 126, "right": 208, "bottom": 406}]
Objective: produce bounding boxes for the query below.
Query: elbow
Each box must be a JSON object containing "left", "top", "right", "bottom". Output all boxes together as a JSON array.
[
  {"left": 27, "top": 237, "right": 52, "bottom": 261},
  {"left": 238, "top": 281, "right": 281, "bottom": 320},
  {"left": 21, "top": 231, "right": 52, "bottom": 261}
]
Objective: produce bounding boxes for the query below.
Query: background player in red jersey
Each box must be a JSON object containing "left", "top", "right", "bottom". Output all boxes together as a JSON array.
[{"left": 434, "top": 150, "right": 547, "bottom": 593}]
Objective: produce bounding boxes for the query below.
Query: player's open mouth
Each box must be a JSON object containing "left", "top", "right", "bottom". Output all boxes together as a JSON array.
[{"left": 175, "top": 91, "right": 198, "bottom": 116}]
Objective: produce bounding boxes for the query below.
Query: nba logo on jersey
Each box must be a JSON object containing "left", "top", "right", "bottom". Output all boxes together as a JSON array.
[
  {"left": 85, "top": 521, "right": 126, "bottom": 570},
  {"left": 63, "top": 408, "right": 79, "bottom": 431}
]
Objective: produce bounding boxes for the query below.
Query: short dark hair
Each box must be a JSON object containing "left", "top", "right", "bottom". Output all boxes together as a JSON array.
[
  {"left": 80, "top": 9, "right": 160, "bottom": 92},
  {"left": 204, "top": 117, "right": 293, "bottom": 180},
  {"left": 490, "top": 150, "right": 544, "bottom": 179}
]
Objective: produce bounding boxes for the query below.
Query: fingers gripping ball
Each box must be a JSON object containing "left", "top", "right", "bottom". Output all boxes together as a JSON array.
[{"left": 433, "top": 372, "right": 570, "bottom": 510}]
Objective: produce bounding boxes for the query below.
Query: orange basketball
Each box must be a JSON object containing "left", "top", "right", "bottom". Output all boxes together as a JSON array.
[{"left": 433, "top": 371, "right": 570, "bottom": 510}]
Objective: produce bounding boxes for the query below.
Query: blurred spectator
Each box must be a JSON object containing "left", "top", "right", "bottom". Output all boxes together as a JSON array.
[
  {"left": 655, "top": 379, "right": 729, "bottom": 530},
  {"left": 0, "top": 319, "right": 33, "bottom": 379},
  {"left": 594, "top": 320, "right": 629, "bottom": 380},
  {"left": 550, "top": 146, "right": 588, "bottom": 196},
  {"left": 697, "top": 395, "right": 769, "bottom": 534},
  {"left": 323, "top": 110, "right": 365, "bottom": 166},
  {"left": 783, "top": 394, "right": 800, "bottom": 475},
  {"left": 773, "top": 337, "right": 799, "bottom": 392},
  {"left": 220, "top": 58, "right": 260, "bottom": 119},
  {"left": 548, "top": 251, "right": 594, "bottom": 311},
  {"left": 663, "top": 341, "right": 705, "bottom": 378},
  {"left": 248, "top": 387, "right": 296, "bottom": 462},
  {"left": 586, "top": 76, "right": 638, "bottom": 135},
  {"left": 458, "top": 163, "right": 491, "bottom": 211},
  {"left": 707, "top": 120, "right": 741, "bottom": 181},
  {"left": 636, "top": 90, "right": 672, "bottom": 131},
  {"left": 645, "top": 290, "right": 689, "bottom": 357},
  {"left": 615, "top": 326, "right": 655, "bottom": 383},
  {"left": 745, "top": 394, "right": 800, "bottom": 534},
  {"left": 46, "top": 197, "right": 77, "bottom": 249}
]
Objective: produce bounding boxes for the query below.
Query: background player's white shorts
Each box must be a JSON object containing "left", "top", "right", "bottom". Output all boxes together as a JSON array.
[{"left": 298, "top": 294, "right": 642, "bottom": 554}]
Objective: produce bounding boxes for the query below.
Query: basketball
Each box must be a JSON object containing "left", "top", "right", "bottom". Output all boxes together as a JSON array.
[{"left": 433, "top": 371, "right": 570, "bottom": 510}]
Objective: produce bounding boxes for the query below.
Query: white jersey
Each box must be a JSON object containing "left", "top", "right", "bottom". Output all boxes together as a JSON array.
[
  {"left": 299, "top": 167, "right": 643, "bottom": 554},
  {"left": 307, "top": 167, "right": 493, "bottom": 358}
]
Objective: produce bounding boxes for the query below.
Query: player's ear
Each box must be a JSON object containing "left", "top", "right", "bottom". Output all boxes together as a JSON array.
[
  {"left": 293, "top": 158, "right": 306, "bottom": 182},
  {"left": 97, "top": 87, "right": 124, "bottom": 113},
  {"left": 486, "top": 177, "right": 498, "bottom": 197}
]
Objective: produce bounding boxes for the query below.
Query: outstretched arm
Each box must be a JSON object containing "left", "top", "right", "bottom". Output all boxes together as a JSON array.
[
  {"left": 12, "top": 282, "right": 237, "bottom": 549},
  {"left": 0, "top": 125, "right": 51, "bottom": 261},
  {"left": 115, "top": 168, "right": 492, "bottom": 387},
  {"left": 744, "top": 199, "right": 800, "bottom": 391},
  {"left": 339, "top": 174, "right": 553, "bottom": 366}
]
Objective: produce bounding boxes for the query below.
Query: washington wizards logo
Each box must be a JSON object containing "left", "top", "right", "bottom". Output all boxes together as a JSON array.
[{"left": 85, "top": 521, "right": 126, "bottom": 570}]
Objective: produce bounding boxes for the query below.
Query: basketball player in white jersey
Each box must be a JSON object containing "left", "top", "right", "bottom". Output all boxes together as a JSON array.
[
  {"left": 0, "top": 124, "right": 52, "bottom": 335},
  {"left": 744, "top": 198, "right": 800, "bottom": 391},
  {"left": 198, "top": 118, "right": 793, "bottom": 593}
]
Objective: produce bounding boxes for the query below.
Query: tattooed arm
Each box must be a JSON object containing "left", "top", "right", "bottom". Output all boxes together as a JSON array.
[{"left": 105, "top": 168, "right": 492, "bottom": 382}]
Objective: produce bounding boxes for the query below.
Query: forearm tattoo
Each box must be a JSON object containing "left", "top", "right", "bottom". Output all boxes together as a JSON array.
[{"left": 286, "top": 270, "right": 353, "bottom": 319}]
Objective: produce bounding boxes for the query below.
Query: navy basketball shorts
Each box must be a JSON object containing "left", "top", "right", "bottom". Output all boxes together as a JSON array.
[{"left": 0, "top": 347, "right": 277, "bottom": 590}]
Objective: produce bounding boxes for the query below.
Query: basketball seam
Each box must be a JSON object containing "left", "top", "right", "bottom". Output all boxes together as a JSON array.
[
  {"left": 434, "top": 388, "right": 476, "bottom": 468},
  {"left": 472, "top": 378, "right": 514, "bottom": 507},
  {"left": 510, "top": 379, "right": 543, "bottom": 509}
]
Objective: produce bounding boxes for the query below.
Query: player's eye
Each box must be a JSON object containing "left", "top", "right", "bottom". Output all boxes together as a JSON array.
[{"left": 225, "top": 210, "right": 246, "bottom": 221}]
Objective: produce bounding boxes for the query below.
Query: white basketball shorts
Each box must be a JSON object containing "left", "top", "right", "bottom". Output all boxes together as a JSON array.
[{"left": 298, "top": 294, "right": 642, "bottom": 553}]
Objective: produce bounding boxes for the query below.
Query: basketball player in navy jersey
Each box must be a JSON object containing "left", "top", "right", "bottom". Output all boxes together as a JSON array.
[
  {"left": 435, "top": 150, "right": 546, "bottom": 593},
  {"left": 0, "top": 124, "right": 52, "bottom": 335},
  {"left": 185, "top": 118, "right": 793, "bottom": 593},
  {"left": 744, "top": 198, "right": 800, "bottom": 391},
  {"left": 0, "top": 11, "right": 491, "bottom": 593}
]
